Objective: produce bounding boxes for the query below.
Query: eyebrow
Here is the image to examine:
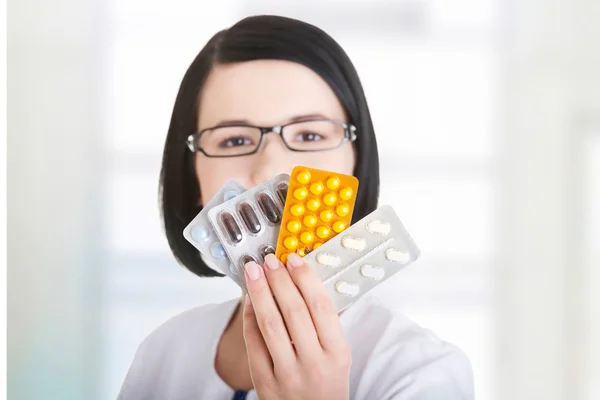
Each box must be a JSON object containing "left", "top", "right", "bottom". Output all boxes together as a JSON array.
[{"left": 213, "top": 113, "right": 330, "bottom": 128}]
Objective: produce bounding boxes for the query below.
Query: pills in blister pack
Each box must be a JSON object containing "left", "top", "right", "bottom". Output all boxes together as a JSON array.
[
  {"left": 275, "top": 166, "right": 359, "bottom": 264},
  {"left": 183, "top": 180, "right": 247, "bottom": 288},
  {"left": 301, "top": 205, "right": 421, "bottom": 312},
  {"left": 208, "top": 174, "right": 290, "bottom": 292}
]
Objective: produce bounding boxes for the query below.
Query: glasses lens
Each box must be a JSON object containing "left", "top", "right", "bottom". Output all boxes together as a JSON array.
[
  {"left": 283, "top": 120, "right": 346, "bottom": 151},
  {"left": 199, "top": 126, "right": 262, "bottom": 156}
]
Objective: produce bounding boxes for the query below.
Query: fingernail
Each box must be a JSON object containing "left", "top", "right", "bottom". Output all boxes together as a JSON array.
[
  {"left": 264, "top": 254, "right": 280, "bottom": 270},
  {"left": 287, "top": 253, "right": 304, "bottom": 268},
  {"left": 245, "top": 261, "right": 261, "bottom": 280}
]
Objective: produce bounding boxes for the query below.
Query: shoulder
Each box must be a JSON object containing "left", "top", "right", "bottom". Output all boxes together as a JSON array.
[
  {"left": 117, "top": 299, "right": 239, "bottom": 399},
  {"left": 138, "top": 299, "right": 235, "bottom": 351},
  {"left": 343, "top": 295, "right": 474, "bottom": 400}
]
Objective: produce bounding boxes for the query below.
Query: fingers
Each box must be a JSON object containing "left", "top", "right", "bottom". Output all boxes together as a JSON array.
[
  {"left": 285, "top": 253, "right": 348, "bottom": 355},
  {"left": 243, "top": 261, "right": 295, "bottom": 369},
  {"left": 262, "top": 254, "right": 321, "bottom": 360},
  {"left": 242, "top": 294, "right": 273, "bottom": 380}
]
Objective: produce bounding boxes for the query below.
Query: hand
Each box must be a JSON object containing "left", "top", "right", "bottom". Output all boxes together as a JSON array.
[{"left": 242, "top": 253, "right": 352, "bottom": 400}]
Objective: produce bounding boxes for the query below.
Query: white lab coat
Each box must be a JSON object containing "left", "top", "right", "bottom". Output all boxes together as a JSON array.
[{"left": 118, "top": 294, "right": 474, "bottom": 399}]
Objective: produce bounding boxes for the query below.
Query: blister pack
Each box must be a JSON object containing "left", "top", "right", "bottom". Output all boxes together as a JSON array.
[
  {"left": 302, "top": 205, "right": 421, "bottom": 312},
  {"left": 183, "top": 180, "right": 247, "bottom": 287},
  {"left": 208, "top": 174, "right": 290, "bottom": 291},
  {"left": 275, "top": 166, "right": 359, "bottom": 264}
]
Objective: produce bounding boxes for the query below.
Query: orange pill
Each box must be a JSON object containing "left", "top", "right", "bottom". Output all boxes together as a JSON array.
[
  {"left": 280, "top": 253, "right": 290, "bottom": 264},
  {"left": 290, "top": 204, "right": 305, "bottom": 216},
  {"left": 310, "top": 182, "right": 324, "bottom": 195},
  {"left": 320, "top": 209, "right": 333, "bottom": 222},
  {"left": 306, "top": 198, "right": 321, "bottom": 211},
  {"left": 339, "top": 187, "right": 353, "bottom": 200},
  {"left": 333, "top": 221, "right": 346, "bottom": 233},
  {"left": 293, "top": 187, "right": 308, "bottom": 201},
  {"left": 297, "top": 248, "right": 307, "bottom": 257},
  {"left": 316, "top": 226, "right": 330, "bottom": 239},
  {"left": 326, "top": 176, "right": 340, "bottom": 190},
  {"left": 297, "top": 170, "right": 311, "bottom": 184},
  {"left": 287, "top": 220, "right": 301, "bottom": 233},
  {"left": 284, "top": 236, "right": 298, "bottom": 250},
  {"left": 303, "top": 215, "right": 317, "bottom": 227},
  {"left": 313, "top": 242, "right": 323, "bottom": 249},
  {"left": 300, "top": 231, "right": 314, "bottom": 244},
  {"left": 336, "top": 204, "right": 350, "bottom": 217},
  {"left": 323, "top": 193, "right": 337, "bottom": 206}
]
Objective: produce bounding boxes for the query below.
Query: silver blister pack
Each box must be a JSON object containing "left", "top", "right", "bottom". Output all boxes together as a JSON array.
[
  {"left": 302, "top": 205, "right": 421, "bottom": 312},
  {"left": 183, "top": 180, "right": 247, "bottom": 287},
  {"left": 208, "top": 174, "right": 290, "bottom": 292}
]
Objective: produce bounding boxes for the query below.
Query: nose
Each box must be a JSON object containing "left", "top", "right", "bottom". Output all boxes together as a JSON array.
[{"left": 249, "top": 133, "right": 290, "bottom": 186}]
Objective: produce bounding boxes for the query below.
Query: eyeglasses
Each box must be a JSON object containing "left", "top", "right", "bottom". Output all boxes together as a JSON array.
[{"left": 186, "top": 118, "right": 357, "bottom": 157}]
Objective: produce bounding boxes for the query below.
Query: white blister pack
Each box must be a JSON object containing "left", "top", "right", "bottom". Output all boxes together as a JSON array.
[
  {"left": 208, "top": 174, "right": 290, "bottom": 291},
  {"left": 183, "top": 180, "right": 247, "bottom": 287},
  {"left": 302, "top": 205, "right": 421, "bottom": 312}
]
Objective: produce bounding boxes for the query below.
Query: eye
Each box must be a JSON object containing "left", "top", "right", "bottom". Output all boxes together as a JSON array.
[
  {"left": 295, "top": 132, "right": 324, "bottom": 142},
  {"left": 219, "top": 136, "right": 254, "bottom": 148}
]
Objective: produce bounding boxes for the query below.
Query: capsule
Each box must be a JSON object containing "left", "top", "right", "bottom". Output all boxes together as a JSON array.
[
  {"left": 336, "top": 204, "right": 350, "bottom": 217},
  {"left": 339, "top": 187, "right": 353, "bottom": 201},
  {"left": 190, "top": 224, "right": 209, "bottom": 242},
  {"left": 319, "top": 209, "right": 333, "bottom": 222},
  {"left": 335, "top": 281, "right": 360, "bottom": 297},
  {"left": 342, "top": 236, "right": 366, "bottom": 251},
  {"left": 276, "top": 182, "right": 288, "bottom": 205},
  {"left": 300, "top": 231, "right": 314, "bottom": 244},
  {"left": 224, "top": 189, "right": 240, "bottom": 201},
  {"left": 316, "top": 252, "right": 340, "bottom": 267},
  {"left": 323, "top": 193, "right": 337, "bottom": 206},
  {"left": 287, "top": 220, "right": 302, "bottom": 233},
  {"left": 260, "top": 245, "right": 275, "bottom": 259},
  {"left": 238, "top": 202, "right": 261, "bottom": 234},
  {"left": 333, "top": 221, "right": 346, "bottom": 233},
  {"left": 240, "top": 255, "right": 258, "bottom": 269},
  {"left": 294, "top": 187, "right": 308, "bottom": 201},
  {"left": 228, "top": 263, "right": 237, "bottom": 274},
  {"left": 326, "top": 176, "right": 340, "bottom": 190},
  {"left": 210, "top": 242, "right": 226, "bottom": 259},
  {"left": 316, "top": 226, "right": 330, "bottom": 239},
  {"left": 385, "top": 248, "right": 410, "bottom": 264},
  {"left": 290, "top": 203, "right": 305, "bottom": 217},
  {"left": 257, "top": 192, "right": 281, "bottom": 223},
  {"left": 310, "top": 181, "right": 324, "bottom": 195},
  {"left": 366, "top": 219, "right": 391, "bottom": 235},
  {"left": 220, "top": 212, "right": 243, "bottom": 243},
  {"left": 360, "top": 264, "right": 385, "bottom": 280},
  {"left": 303, "top": 215, "right": 317, "bottom": 227},
  {"left": 307, "top": 198, "right": 321, "bottom": 211},
  {"left": 284, "top": 236, "right": 299, "bottom": 250},
  {"left": 297, "top": 170, "right": 311, "bottom": 184}
]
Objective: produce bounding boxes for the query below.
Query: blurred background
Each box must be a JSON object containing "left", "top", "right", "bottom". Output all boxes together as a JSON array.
[{"left": 6, "top": 0, "right": 599, "bottom": 399}]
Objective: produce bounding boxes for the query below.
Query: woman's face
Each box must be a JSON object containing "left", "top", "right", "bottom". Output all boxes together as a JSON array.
[{"left": 194, "top": 60, "right": 356, "bottom": 205}]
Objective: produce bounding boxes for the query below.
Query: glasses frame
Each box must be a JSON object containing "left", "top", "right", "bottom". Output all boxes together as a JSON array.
[{"left": 186, "top": 118, "right": 357, "bottom": 157}]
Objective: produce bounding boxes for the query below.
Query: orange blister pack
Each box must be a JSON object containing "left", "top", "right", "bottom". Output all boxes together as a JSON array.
[{"left": 275, "top": 166, "right": 359, "bottom": 264}]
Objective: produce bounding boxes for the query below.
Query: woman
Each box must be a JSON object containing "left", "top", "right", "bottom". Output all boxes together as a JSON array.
[{"left": 118, "top": 15, "right": 474, "bottom": 400}]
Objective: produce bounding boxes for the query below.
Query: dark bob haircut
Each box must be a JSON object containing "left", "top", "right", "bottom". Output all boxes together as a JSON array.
[{"left": 160, "top": 15, "right": 380, "bottom": 278}]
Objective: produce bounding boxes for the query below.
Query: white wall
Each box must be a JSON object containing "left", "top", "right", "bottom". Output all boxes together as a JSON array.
[
  {"left": 7, "top": 1, "right": 599, "bottom": 399},
  {"left": 8, "top": 0, "right": 107, "bottom": 398},
  {"left": 496, "top": 0, "right": 600, "bottom": 399}
]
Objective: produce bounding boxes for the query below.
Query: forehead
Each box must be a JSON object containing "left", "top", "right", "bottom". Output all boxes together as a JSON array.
[{"left": 197, "top": 59, "right": 346, "bottom": 128}]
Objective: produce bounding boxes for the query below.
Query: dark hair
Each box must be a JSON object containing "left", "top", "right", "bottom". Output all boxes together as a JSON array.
[{"left": 159, "top": 15, "right": 380, "bottom": 278}]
